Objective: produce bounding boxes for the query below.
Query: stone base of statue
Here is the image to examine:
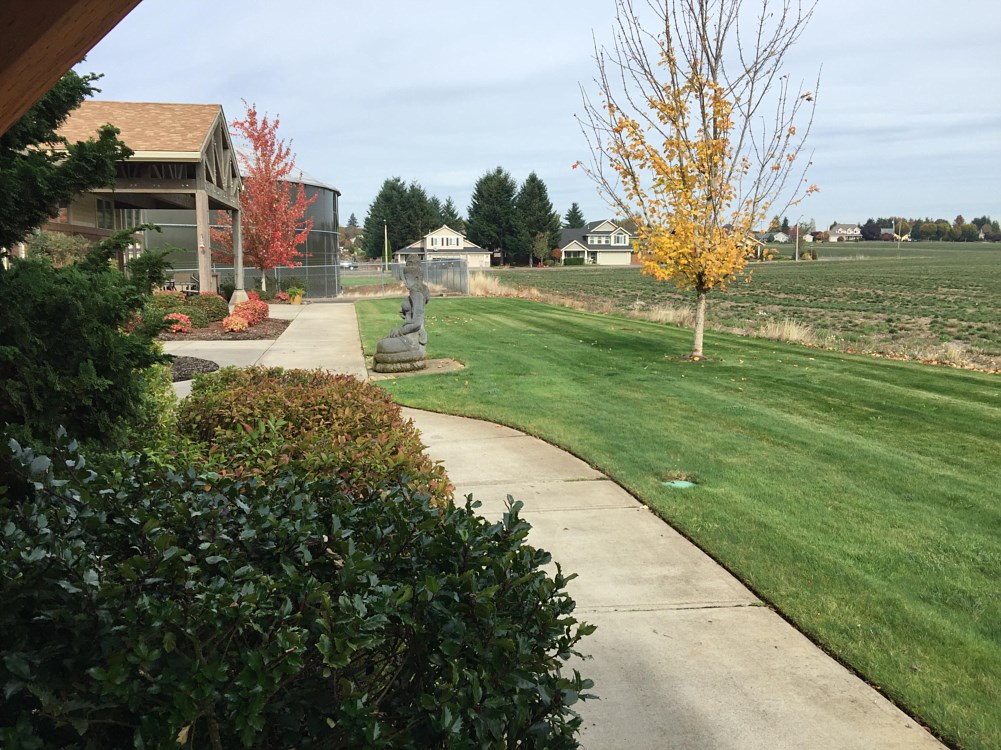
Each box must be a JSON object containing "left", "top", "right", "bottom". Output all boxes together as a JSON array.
[{"left": 373, "top": 332, "right": 426, "bottom": 373}]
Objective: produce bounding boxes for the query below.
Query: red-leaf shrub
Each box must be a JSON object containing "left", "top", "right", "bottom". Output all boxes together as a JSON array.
[
  {"left": 178, "top": 367, "right": 452, "bottom": 505},
  {"left": 222, "top": 314, "right": 249, "bottom": 332},
  {"left": 231, "top": 299, "right": 269, "bottom": 326},
  {"left": 163, "top": 312, "right": 192, "bottom": 334},
  {"left": 275, "top": 291, "right": 290, "bottom": 303}
]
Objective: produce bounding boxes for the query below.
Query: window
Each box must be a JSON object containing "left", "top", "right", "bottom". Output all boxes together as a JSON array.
[
  {"left": 97, "top": 199, "right": 114, "bottom": 229},
  {"left": 613, "top": 232, "right": 628, "bottom": 245}
]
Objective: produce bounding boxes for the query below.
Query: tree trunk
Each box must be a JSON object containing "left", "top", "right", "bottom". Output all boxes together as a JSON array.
[
  {"left": 260, "top": 271, "right": 267, "bottom": 292},
  {"left": 691, "top": 287, "right": 707, "bottom": 359}
]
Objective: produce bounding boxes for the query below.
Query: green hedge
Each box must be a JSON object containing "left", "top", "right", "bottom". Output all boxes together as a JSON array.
[
  {"left": 563, "top": 257, "right": 585, "bottom": 266},
  {"left": 0, "top": 434, "right": 594, "bottom": 747},
  {"left": 178, "top": 367, "right": 452, "bottom": 504}
]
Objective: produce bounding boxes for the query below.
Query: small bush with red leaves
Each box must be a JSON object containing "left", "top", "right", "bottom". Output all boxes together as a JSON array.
[
  {"left": 183, "top": 291, "right": 230, "bottom": 328},
  {"left": 163, "top": 312, "right": 191, "bottom": 334},
  {"left": 222, "top": 314, "right": 248, "bottom": 332},
  {"left": 178, "top": 367, "right": 452, "bottom": 505},
  {"left": 231, "top": 299, "right": 269, "bottom": 326}
]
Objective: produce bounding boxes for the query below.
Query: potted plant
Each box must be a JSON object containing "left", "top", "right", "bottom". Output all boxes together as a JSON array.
[{"left": 285, "top": 286, "right": 306, "bottom": 305}]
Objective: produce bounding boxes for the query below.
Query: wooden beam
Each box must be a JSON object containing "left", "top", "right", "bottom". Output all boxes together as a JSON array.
[{"left": 0, "top": 0, "right": 143, "bottom": 136}]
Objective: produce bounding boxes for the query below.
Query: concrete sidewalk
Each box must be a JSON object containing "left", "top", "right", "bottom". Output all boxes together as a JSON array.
[
  {"left": 404, "top": 409, "right": 943, "bottom": 749},
  {"left": 167, "top": 301, "right": 943, "bottom": 749}
]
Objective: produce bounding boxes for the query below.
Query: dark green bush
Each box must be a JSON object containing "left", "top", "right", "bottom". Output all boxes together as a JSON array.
[
  {"left": 0, "top": 435, "right": 594, "bottom": 748},
  {"left": 563, "top": 257, "right": 585, "bottom": 267},
  {"left": 184, "top": 291, "right": 230, "bottom": 328},
  {"left": 0, "top": 257, "right": 165, "bottom": 447},
  {"left": 179, "top": 367, "right": 452, "bottom": 504},
  {"left": 218, "top": 275, "right": 235, "bottom": 302},
  {"left": 147, "top": 289, "right": 187, "bottom": 315},
  {"left": 126, "top": 248, "right": 174, "bottom": 295},
  {"left": 279, "top": 276, "right": 307, "bottom": 293}
]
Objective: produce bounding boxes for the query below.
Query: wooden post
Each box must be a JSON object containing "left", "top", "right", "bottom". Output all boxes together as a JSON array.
[
  {"left": 230, "top": 206, "right": 249, "bottom": 305},
  {"left": 195, "top": 189, "right": 214, "bottom": 293}
]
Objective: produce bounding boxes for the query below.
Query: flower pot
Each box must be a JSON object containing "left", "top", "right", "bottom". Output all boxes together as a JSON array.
[{"left": 291, "top": 294, "right": 303, "bottom": 305}]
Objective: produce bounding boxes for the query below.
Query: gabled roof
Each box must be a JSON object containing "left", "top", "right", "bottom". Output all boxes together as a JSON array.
[
  {"left": 401, "top": 224, "right": 487, "bottom": 252},
  {"left": 559, "top": 219, "right": 635, "bottom": 250},
  {"left": 56, "top": 100, "right": 224, "bottom": 159}
]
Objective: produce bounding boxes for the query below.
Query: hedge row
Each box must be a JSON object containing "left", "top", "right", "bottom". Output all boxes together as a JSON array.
[
  {"left": 178, "top": 367, "right": 452, "bottom": 504},
  {"left": 1, "top": 429, "right": 593, "bottom": 747},
  {"left": 147, "top": 290, "right": 231, "bottom": 329}
]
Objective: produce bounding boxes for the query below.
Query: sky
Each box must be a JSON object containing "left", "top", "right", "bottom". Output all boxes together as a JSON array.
[{"left": 76, "top": 0, "right": 1000, "bottom": 231}]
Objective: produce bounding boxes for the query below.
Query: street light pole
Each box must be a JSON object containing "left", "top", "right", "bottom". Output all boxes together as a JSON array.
[{"left": 795, "top": 214, "right": 802, "bottom": 261}]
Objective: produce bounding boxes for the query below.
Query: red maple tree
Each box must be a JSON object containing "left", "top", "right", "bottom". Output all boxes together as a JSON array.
[{"left": 211, "top": 102, "right": 316, "bottom": 290}]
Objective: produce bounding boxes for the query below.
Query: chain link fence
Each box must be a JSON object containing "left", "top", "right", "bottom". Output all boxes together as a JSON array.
[{"left": 171, "top": 258, "right": 469, "bottom": 300}]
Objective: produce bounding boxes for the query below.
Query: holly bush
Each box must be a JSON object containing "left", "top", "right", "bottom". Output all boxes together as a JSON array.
[{"left": 0, "top": 434, "right": 594, "bottom": 748}]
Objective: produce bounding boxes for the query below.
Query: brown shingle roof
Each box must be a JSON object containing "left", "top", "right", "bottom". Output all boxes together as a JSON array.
[{"left": 56, "top": 101, "right": 222, "bottom": 155}]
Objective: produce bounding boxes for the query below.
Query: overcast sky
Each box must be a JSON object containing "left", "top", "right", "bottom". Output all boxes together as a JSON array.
[{"left": 77, "top": 0, "right": 1000, "bottom": 230}]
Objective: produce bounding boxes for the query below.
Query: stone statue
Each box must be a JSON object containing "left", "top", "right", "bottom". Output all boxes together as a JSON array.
[{"left": 373, "top": 255, "right": 429, "bottom": 372}]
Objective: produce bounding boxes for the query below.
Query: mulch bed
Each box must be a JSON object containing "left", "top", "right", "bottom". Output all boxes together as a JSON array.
[
  {"left": 162, "top": 318, "right": 292, "bottom": 381},
  {"left": 171, "top": 356, "right": 221, "bottom": 382},
  {"left": 158, "top": 318, "right": 291, "bottom": 342}
]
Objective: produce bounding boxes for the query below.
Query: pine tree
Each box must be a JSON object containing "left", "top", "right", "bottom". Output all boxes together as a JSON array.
[
  {"left": 563, "top": 202, "right": 586, "bottom": 229},
  {"left": 0, "top": 71, "right": 132, "bottom": 252},
  {"left": 514, "top": 173, "right": 561, "bottom": 266},
  {"left": 441, "top": 197, "right": 465, "bottom": 233},
  {"left": 347, "top": 212, "right": 358, "bottom": 228},
  {"left": 361, "top": 178, "right": 438, "bottom": 258},
  {"left": 466, "top": 167, "right": 518, "bottom": 265}
]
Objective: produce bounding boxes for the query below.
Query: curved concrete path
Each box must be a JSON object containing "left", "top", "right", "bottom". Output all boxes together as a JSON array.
[{"left": 167, "top": 302, "right": 943, "bottom": 749}]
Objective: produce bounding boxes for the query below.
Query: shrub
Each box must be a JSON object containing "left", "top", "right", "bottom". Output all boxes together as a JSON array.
[
  {"left": 183, "top": 291, "right": 229, "bottom": 328},
  {"left": 564, "top": 257, "right": 585, "bottom": 266},
  {"left": 0, "top": 257, "right": 165, "bottom": 447},
  {"left": 246, "top": 289, "right": 260, "bottom": 301},
  {"left": 179, "top": 367, "right": 452, "bottom": 503},
  {"left": 147, "top": 289, "right": 187, "bottom": 316},
  {"left": 0, "top": 436, "right": 593, "bottom": 748},
  {"left": 231, "top": 298, "right": 269, "bottom": 326},
  {"left": 126, "top": 248, "right": 174, "bottom": 295},
  {"left": 218, "top": 274, "right": 235, "bottom": 302},
  {"left": 22, "top": 230, "right": 92, "bottom": 267},
  {"left": 257, "top": 287, "right": 277, "bottom": 302},
  {"left": 163, "top": 312, "right": 191, "bottom": 333},
  {"left": 222, "top": 314, "right": 248, "bottom": 332},
  {"left": 279, "top": 276, "right": 306, "bottom": 293},
  {"left": 275, "top": 291, "right": 291, "bottom": 303}
]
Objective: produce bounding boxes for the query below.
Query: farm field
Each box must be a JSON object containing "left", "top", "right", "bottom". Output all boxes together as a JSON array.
[
  {"left": 357, "top": 295, "right": 1001, "bottom": 749},
  {"left": 489, "top": 242, "right": 1001, "bottom": 371}
]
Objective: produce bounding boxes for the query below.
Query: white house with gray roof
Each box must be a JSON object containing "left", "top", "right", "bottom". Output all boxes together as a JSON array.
[
  {"left": 558, "top": 220, "right": 635, "bottom": 265},
  {"left": 395, "top": 225, "right": 491, "bottom": 269}
]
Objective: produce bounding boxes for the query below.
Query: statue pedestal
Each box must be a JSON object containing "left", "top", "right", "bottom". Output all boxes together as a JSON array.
[{"left": 373, "top": 332, "right": 426, "bottom": 373}]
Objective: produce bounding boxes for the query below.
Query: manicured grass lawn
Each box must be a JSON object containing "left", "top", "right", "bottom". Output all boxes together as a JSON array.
[
  {"left": 357, "top": 296, "right": 1001, "bottom": 750},
  {"left": 489, "top": 242, "right": 1001, "bottom": 369}
]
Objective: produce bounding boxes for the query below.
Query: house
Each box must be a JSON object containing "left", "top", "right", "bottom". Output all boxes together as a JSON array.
[
  {"left": 829, "top": 223, "right": 862, "bottom": 242},
  {"left": 558, "top": 220, "right": 635, "bottom": 265},
  {"left": 771, "top": 231, "right": 790, "bottom": 243},
  {"left": 50, "top": 100, "right": 243, "bottom": 293},
  {"left": 395, "top": 225, "right": 491, "bottom": 269}
]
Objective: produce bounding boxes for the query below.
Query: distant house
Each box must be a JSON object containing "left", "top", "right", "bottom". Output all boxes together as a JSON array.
[
  {"left": 830, "top": 223, "right": 862, "bottom": 242},
  {"left": 395, "top": 225, "right": 491, "bottom": 269},
  {"left": 771, "top": 231, "right": 790, "bottom": 243},
  {"left": 558, "top": 220, "right": 635, "bottom": 265}
]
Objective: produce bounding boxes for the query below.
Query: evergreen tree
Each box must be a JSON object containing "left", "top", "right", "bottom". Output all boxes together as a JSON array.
[
  {"left": 563, "top": 202, "right": 586, "bottom": 229},
  {"left": 0, "top": 71, "right": 132, "bottom": 252},
  {"left": 514, "top": 172, "right": 561, "bottom": 266},
  {"left": 466, "top": 167, "right": 518, "bottom": 265},
  {"left": 362, "top": 178, "right": 439, "bottom": 259},
  {"left": 347, "top": 212, "right": 358, "bottom": 228},
  {"left": 441, "top": 197, "right": 465, "bottom": 233}
]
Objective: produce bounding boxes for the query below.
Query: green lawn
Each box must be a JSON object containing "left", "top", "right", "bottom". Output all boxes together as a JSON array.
[
  {"left": 489, "top": 242, "right": 1001, "bottom": 370},
  {"left": 357, "top": 296, "right": 1001, "bottom": 750}
]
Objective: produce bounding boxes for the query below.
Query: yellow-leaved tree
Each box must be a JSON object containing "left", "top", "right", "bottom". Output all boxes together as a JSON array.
[{"left": 578, "top": 0, "right": 819, "bottom": 358}]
